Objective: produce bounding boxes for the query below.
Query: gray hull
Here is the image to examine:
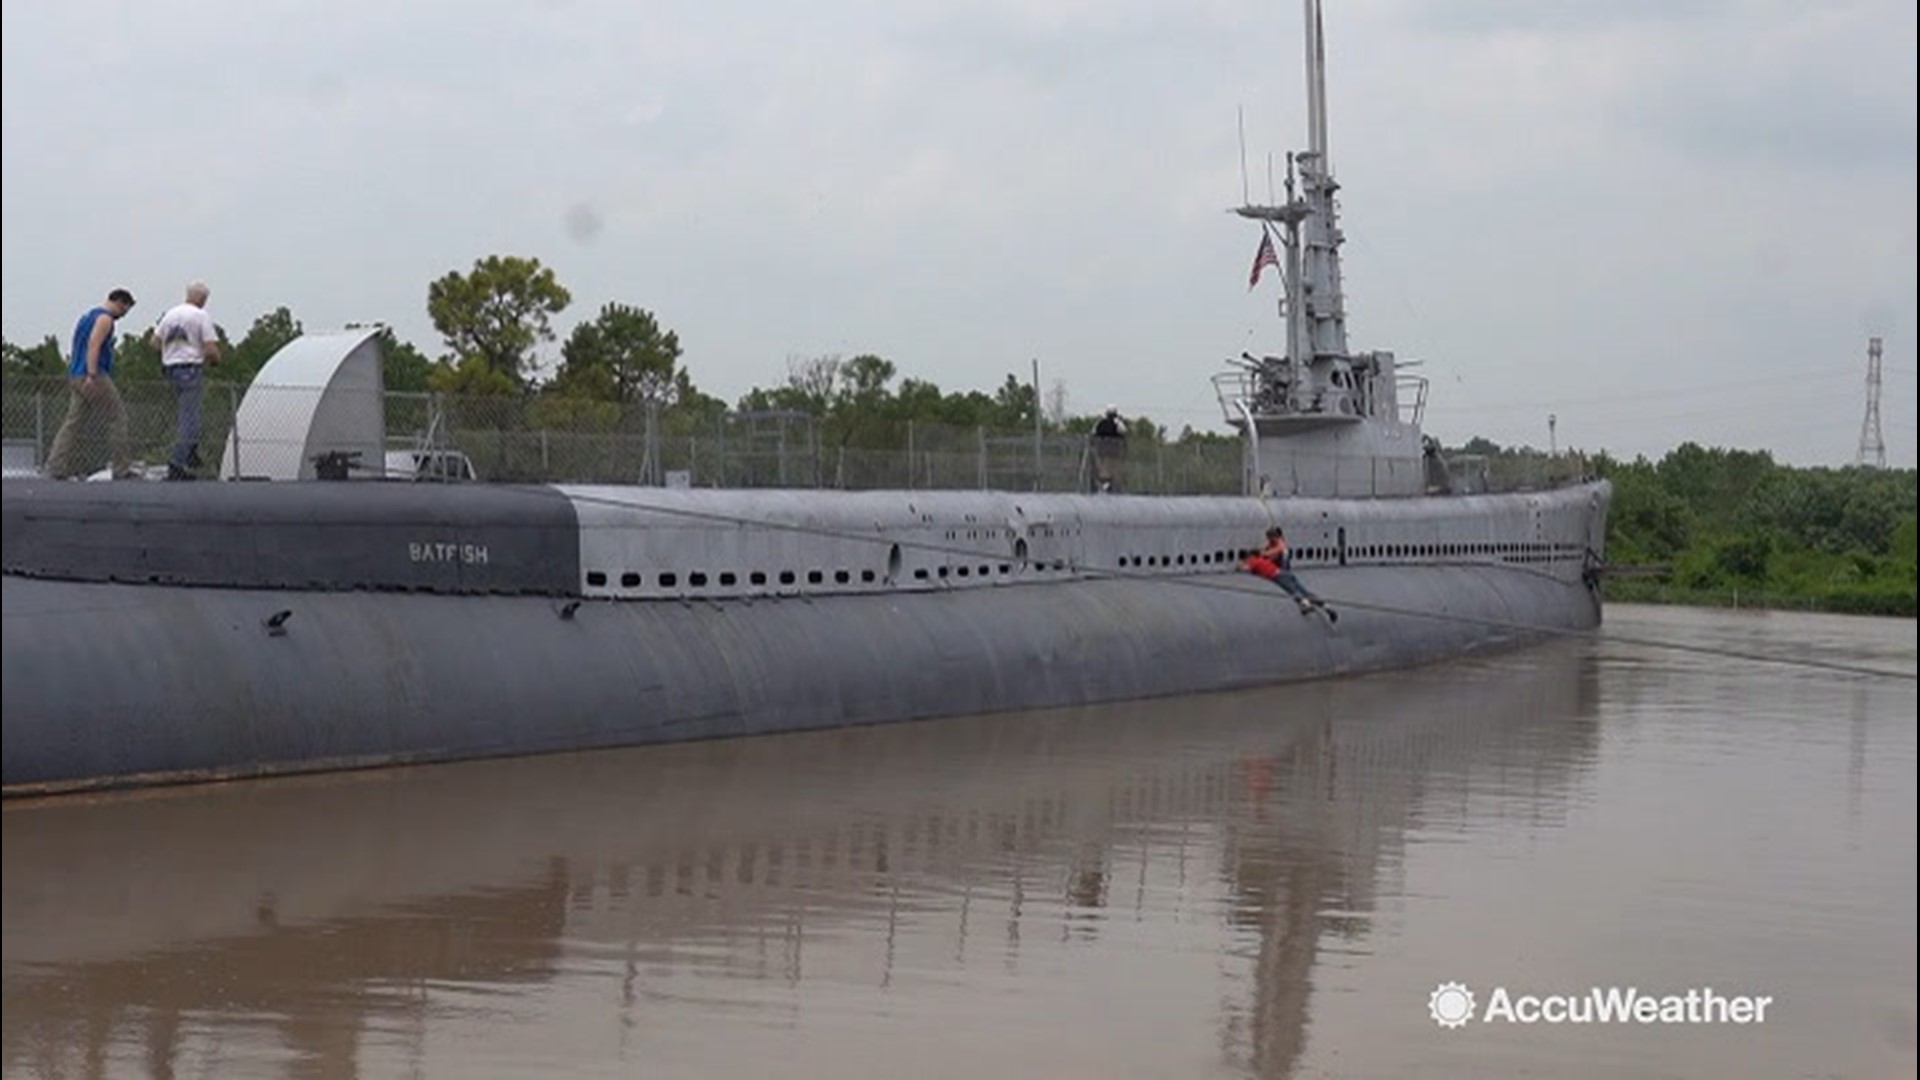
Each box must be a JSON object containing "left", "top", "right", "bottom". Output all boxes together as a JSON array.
[
  {"left": 2, "top": 563, "right": 1596, "bottom": 796},
  {"left": 1, "top": 479, "right": 1607, "bottom": 794}
]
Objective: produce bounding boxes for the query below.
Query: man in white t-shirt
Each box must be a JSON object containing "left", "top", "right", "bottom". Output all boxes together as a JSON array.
[{"left": 152, "top": 280, "right": 222, "bottom": 480}]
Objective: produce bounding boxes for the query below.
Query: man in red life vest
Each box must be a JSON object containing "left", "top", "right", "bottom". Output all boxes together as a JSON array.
[{"left": 1244, "top": 525, "right": 1337, "bottom": 622}]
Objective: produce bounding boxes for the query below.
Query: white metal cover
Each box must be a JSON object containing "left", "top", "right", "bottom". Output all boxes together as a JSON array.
[{"left": 221, "top": 329, "right": 385, "bottom": 481}]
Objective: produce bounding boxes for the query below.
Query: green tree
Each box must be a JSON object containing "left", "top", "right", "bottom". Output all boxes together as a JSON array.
[
  {"left": 2, "top": 335, "right": 65, "bottom": 378},
  {"left": 1656, "top": 442, "right": 1774, "bottom": 524},
  {"left": 428, "top": 354, "right": 521, "bottom": 397},
  {"left": 737, "top": 354, "right": 844, "bottom": 416},
  {"left": 426, "top": 255, "right": 571, "bottom": 385},
  {"left": 373, "top": 327, "right": 436, "bottom": 394},
  {"left": 1711, "top": 532, "right": 1773, "bottom": 584},
  {"left": 1893, "top": 516, "right": 1918, "bottom": 570},
  {"left": 823, "top": 353, "right": 902, "bottom": 447},
  {"left": 892, "top": 376, "right": 945, "bottom": 418},
  {"left": 839, "top": 354, "right": 896, "bottom": 405},
  {"left": 549, "top": 302, "right": 686, "bottom": 406},
  {"left": 228, "top": 306, "right": 303, "bottom": 385},
  {"left": 114, "top": 330, "right": 164, "bottom": 382},
  {"left": 674, "top": 377, "right": 730, "bottom": 426},
  {"left": 1606, "top": 466, "right": 1691, "bottom": 562},
  {"left": 989, "top": 373, "right": 1037, "bottom": 429}
]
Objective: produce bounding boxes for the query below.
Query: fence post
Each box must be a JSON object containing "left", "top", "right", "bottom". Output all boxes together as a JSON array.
[
  {"left": 906, "top": 420, "right": 915, "bottom": 491},
  {"left": 35, "top": 389, "right": 45, "bottom": 467},
  {"left": 776, "top": 414, "right": 787, "bottom": 487},
  {"left": 647, "top": 400, "right": 661, "bottom": 486},
  {"left": 978, "top": 426, "right": 987, "bottom": 490},
  {"left": 228, "top": 382, "right": 242, "bottom": 479}
]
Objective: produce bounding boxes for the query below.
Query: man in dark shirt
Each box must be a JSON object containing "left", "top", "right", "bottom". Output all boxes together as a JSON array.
[{"left": 1091, "top": 406, "right": 1127, "bottom": 492}]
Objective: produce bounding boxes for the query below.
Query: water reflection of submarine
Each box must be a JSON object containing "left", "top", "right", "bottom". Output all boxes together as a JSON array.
[{"left": 2, "top": 643, "right": 1599, "bottom": 976}]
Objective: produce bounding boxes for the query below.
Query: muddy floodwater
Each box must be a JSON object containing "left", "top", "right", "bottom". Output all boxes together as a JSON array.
[{"left": 4, "top": 605, "right": 1914, "bottom": 1079}]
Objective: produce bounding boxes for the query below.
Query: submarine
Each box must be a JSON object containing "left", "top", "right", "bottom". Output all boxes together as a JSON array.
[{"left": 0, "top": 0, "right": 1609, "bottom": 795}]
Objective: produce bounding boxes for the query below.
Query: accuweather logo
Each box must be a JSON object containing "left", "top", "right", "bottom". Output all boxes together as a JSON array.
[
  {"left": 1427, "top": 982, "right": 1773, "bottom": 1028},
  {"left": 1428, "top": 982, "right": 1477, "bottom": 1028}
]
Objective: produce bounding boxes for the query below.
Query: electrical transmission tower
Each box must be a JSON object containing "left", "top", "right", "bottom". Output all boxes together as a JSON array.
[{"left": 1855, "top": 336, "right": 1885, "bottom": 469}]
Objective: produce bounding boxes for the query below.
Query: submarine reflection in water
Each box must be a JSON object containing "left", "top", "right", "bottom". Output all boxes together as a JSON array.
[{"left": 2, "top": 645, "right": 1600, "bottom": 1079}]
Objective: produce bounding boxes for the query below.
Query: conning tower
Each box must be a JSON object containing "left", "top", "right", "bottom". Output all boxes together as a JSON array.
[{"left": 1214, "top": 0, "right": 1430, "bottom": 498}]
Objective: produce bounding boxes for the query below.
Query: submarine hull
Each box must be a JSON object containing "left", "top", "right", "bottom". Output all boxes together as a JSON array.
[{"left": 1, "top": 562, "right": 1597, "bottom": 795}]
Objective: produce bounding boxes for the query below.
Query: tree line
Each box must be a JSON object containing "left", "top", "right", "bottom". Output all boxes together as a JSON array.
[
  {"left": 1458, "top": 438, "right": 1916, "bottom": 616},
  {"left": 1, "top": 254, "right": 1175, "bottom": 441}
]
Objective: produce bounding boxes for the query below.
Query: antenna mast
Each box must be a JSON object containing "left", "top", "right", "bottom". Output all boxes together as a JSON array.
[
  {"left": 1304, "top": 0, "right": 1329, "bottom": 166},
  {"left": 1226, "top": 0, "right": 1355, "bottom": 401},
  {"left": 1237, "top": 106, "right": 1251, "bottom": 205},
  {"left": 1856, "top": 336, "right": 1886, "bottom": 468}
]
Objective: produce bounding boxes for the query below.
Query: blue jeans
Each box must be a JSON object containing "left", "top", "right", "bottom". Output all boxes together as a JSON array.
[
  {"left": 166, "top": 364, "right": 205, "bottom": 471},
  {"left": 1272, "top": 571, "right": 1319, "bottom": 603}
]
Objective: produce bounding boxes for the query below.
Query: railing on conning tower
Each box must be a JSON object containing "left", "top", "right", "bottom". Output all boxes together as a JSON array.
[
  {"left": 1210, "top": 361, "right": 1429, "bottom": 429},
  {"left": 1394, "top": 372, "right": 1428, "bottom": 428}
]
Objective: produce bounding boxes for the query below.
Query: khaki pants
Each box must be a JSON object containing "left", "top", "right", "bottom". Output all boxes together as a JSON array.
[{"left": 44, "top": 376, "right": 131, "bottom": 479}]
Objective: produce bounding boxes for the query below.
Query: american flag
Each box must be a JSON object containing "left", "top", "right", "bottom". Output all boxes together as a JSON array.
[{"left": 1248, "top": 230, "right": 1280, "bottom": 290}]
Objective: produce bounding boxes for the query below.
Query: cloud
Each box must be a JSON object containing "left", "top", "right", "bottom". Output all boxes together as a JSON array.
[{"left": 3, "top": 0, "right": 1913, "bottom": 466}]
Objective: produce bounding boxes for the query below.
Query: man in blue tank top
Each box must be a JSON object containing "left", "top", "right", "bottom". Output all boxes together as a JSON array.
[{"left": 45, "top": 288, "right": 137, "bottom": 480}]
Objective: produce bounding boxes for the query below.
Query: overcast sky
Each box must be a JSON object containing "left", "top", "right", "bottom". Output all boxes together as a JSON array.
[{"left": 4, "top": 0, "right": 1914, "bottom": 466}]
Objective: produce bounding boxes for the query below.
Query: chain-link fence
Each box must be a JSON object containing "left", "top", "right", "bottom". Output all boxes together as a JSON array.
[
  {"left": 1, "top": 373, "right": 1579, "bottom": 494},
  {"left": 3, "top": 376, "right": 252, "bottom": 479},
  {"left": 1, "top": 374, "right": 1243, "bottom": 492}
]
